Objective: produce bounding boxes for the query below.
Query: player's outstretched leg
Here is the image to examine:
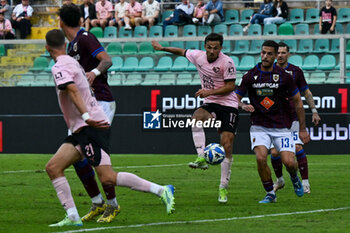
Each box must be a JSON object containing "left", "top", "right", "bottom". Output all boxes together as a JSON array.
[
  {"left": 295, "top": 146, "right": 310, "bottom": 194},
  {"left": 189, "top": 124, "right": 208, "bottom": 170},
  {"left": 97, "top": 169, "right": 176, "bottom": 215},
  {"left": 270, "top": 148, "right": 285, "bottom": 192},
  {"left": 73, "top": 159, "right": 107, "bottom": 222}
]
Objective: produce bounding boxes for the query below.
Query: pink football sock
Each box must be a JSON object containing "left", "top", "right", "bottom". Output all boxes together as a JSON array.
[
  {"left": 52, "top": 176, "right": 76, "bottom": 210},
  {"left": 220, "top": 157, "right": 233, "bottom": 188},
  {"left": 116, "top": 172, "right": 163, "bottom": 196},
  {"left": 192, "top": 125, "right": 205, "bottom": 156}
]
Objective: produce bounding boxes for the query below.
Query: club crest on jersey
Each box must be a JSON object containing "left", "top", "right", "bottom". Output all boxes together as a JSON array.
[
  {"left": 73, "top": 42, "right": 78, "bottom": 52},
  {"left": 254, "top": 75, "right": 258, "bottom": 80},
  {"left": 213, "top": 67, "right": 220, "bottom": 73},
  {"left": 273, "top": 74, "right": 279, "bottom": 82},
  {"left": 228, "top": 67, "right": 235, "bottom": 74}
]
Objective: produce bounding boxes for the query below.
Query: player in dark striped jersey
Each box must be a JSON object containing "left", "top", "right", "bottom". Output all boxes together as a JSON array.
[
  {"left": 235, "top": 40, "right": 310, "bottom": 203},
  {"left": 58, "top": 4, "right": 118, "bottom": 223},
  {"left": 270, "top": 42, "right": 321, "bottom": 194}
]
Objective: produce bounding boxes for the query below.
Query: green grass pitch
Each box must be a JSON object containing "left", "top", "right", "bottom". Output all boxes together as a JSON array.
[{"left": 0, "top": 154, "right": 349, "bottom": 233}]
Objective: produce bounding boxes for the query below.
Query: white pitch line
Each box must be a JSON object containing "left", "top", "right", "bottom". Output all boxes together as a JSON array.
[
  {"left": 54, "top": 207, "right": 350, "bottom": 233},
  {"left": 0, "top": 163, "right": 187, "bottom": 174}
]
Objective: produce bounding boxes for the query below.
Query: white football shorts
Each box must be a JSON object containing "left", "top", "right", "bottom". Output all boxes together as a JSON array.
[
  {"left": 98, "top": 100, "right": 116, "bottom": 124},
  {"left": 270, "top": 121, "right": 303, "bottom": 149},
  {"left": 250, "top": 125, "right": 295, "bottom": 153}
]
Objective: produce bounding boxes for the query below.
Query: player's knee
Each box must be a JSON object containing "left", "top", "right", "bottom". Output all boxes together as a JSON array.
[
  {"left": 45, "top": 161, "right": 60, "bottom": 178},
  {"left": 296, "top": 144, "right": 303, "bottom": 152},
  {"left": 270, "top": 149, "right": 279, "bottom": 157},
  {"left": 98, "top": 173, "right": 116, "bottom": 186},
  {"left": 256, "top": 154, "right": 267, "bottom": 165}
]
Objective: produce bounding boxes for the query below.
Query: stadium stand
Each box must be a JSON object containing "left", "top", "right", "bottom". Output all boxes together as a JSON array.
[
  {"left": 289, "top": 8, "right": 304, "bottom": 24},
  {"left": 109, "top": 56, "right": 123, "bottom": 72},
  {"left": 90, "top": 27, "right": 103, "bottom": 38},
  {"left": 139, "top": 42, "right": 155, "bottom": 54},
  {"left": 0, "top": 2, "right": 349, "bottom": 86},
  {"left": 134, "top": 26, "right": 148, "bottom": 38},
  {"left": 305, "top": 8, "right": 319, "bottom": 24},
  {"left": 314, "top": 39, "right": 330, "bottom": 54},
  {"left": 149, "top": 25, "right": 163, "bottom": 38},
  {"left": 318, "top": 55, "right": 336, "bottom": 71},
  {"left": 136, "top": 56, "right": 154, "bottom": 71},
  {"left": 198, "top": 25, "right": 212, "bottom": 36},
  {"left": 229, "top": 24, "right": 243, "bottom": 36},
  {"left": 223, "top": 9, "right": 239, "bottom": 25},
  {"left": 104, "top": 26, "right": 117, "bottom": 38},
  {"left": 302, "top": 55, "right": 320, "bottom": 71}
]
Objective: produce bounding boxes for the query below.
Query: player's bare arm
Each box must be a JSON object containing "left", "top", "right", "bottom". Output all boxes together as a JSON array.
[
  {"left": 195, "top": 80, "right": 235, "bottom": 98},
  {"left": 235, "top": 93, "right": 254, "bottom": 112},
  {"left": 303, "top": 89, "right": 321, "bottom": 126},
  {"left": 86, "top": 51, "right": 112, "bottom": 85},
  {"left": 152, "top": 41, "right": 185, "bottom": 56},
  {"left": 292, "top": 92, "right": 310, "bottom": 144},
  {"left": 66, "top": 83, "right": 110, "bottom": 129}
]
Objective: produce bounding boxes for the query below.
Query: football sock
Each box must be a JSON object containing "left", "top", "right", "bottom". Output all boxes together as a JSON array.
[
  {"left": 102, "top": 184, "right": 117, "bottom": 205},
  {"left": 106, "top": 198, "right": 118, "bottom": 207},
  {"left": 116, "top": 172, "right": 164, "bottom": 196},
  {"left": 220, "top": 157, "right": 233, "bottom": 188},
  {"left": 67, "top": 207, "right": 80, "bottom": 221},
  {"left": 192, "top": 125, "right": 205, "bottom": 156},
  {"left": 91, "top": 193, "right": 104, "bottom": 204},
  {"left": 289, "top": 171, "right": 299, "bottom": 182},
  {"left": 262, "top": 179, "right": 274, "bottom": 192},
  {"left": 270, "top": 155, "right": 283, "bottom": 178},
  {"left": 52, "top": 176, "right": 76, "bottom": 211},
  {"left": 296, "top": 149, "right": 309, "bottom": 180},
  {"left": 73, "top": 159, "right": 100, "bottom": 198}
]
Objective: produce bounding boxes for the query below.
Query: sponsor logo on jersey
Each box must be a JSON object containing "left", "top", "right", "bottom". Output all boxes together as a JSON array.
[{"left": 260, "top": 97, "right": 275, "bottom": 110}]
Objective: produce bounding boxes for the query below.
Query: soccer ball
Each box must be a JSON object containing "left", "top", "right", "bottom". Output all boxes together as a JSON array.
[{"left": 203, "top": 143, "right": 225, "bottom": 165}]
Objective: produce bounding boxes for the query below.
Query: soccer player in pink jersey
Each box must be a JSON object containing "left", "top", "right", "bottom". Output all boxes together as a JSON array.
[
  {"left": 45, "top": 29, "right": 175, "bottom": 227},
  {"left": 270, "top": 42, "right": 321, "bottom": 194},
  {"left": 59, "top": 4, "right": 118, "bottom": 223},
  {"left": 235, "top": 40, "right": 310, "bottom": 203},
  {"left": 152, "top": 33, "right": 250, "bottom": 203}
]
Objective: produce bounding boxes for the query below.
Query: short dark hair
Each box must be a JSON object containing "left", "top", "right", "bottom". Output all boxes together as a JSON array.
[
  {"left": 58, "top": 4, "right": 81, "bottom": 27},
  {"left": 278, "top": 42, "right": 290, "bottom": 52},
  {"left": 262, "top": 40, "right": 278, "bottom": 53},
  {"left": 46, "top": 29, "right": 65, "bottom": 49},
  {"left": 205, "top": 33, "right": 223, "bottom": 46}
]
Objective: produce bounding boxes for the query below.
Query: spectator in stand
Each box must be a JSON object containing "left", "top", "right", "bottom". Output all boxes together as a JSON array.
[
  {"left": 11, "top": 0, "right": 33, "bottom": 39},
  {"left": 124, "top": 0, "right": 142, "bottom": 30},
  {"left": 80, "top": 0, "right": 97, "bottom": 31},
  {"left": 91, "top": 0, "right": 113, "bottom": 30},
  {"left": 243, "top": 0, "right": 273, "bottom": 32},
  {"left": 162, "top": 0, "right": 194, "bottom": 31},
  {"left": 263, "top": 0, "right": 288, "bottom": 25},
  {"left": 192, "top": 0, "right": 206, "bottom": 24},
  {"left": 137, "top": 0, "right": 160, "bottom": 29},
  {"left": 319, "top": 0, "right": 337, "bottom": 34},
  {"left": 0, "top": 11, "right": 14, "bottom": 39},
  {"left": 0, "top": 0, "right": 11, "bottom": 20},
  {"left": 202, "top": 0, "right": 224, "bottom": 25},
  {"left": 109, "top": 0, "right": 128, "bottom": 28}
]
